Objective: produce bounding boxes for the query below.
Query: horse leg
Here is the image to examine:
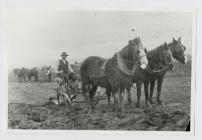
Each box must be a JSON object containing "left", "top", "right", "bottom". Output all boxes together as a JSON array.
[
  {"left": 81, "top": 82, "right": 85, "bottom": 96},
  {"left": 89, "top": 85, "right": 98, "bottom": 109},
  {"left": 136, "top": 82, "right": 142, "bottom": 108},
  {"left": 144, "top": 80, "right": 151, "bottom": 107},
  {"left": 20, "top": 76, "right": 22, "bottom": 83},
  {"left": 81, "top": 82, "right": 89, "bottom": 97},
  {"left": 18, "top": 75, "right": 20, "bottom": 83},
  {"left": 157, "top": 78, "right": 164, "bottom": 105},
  {"left": 119, "top": 86, "right": 125, "bottom": 110},
  {"left": 28, "top": 76, "right": 31, "bottom": 82},
  {"left": 35, "top": 75, "right": 38, "bottom": 82},
  {"left": 149, "top": 79, "right": 155, "bottom": 105},
  {"left": 22, "top": 75, "right": 25, "bottom": 82},
  {"left": 56, "top": 88, "right": 60, "bottom": 104},
  {"left": 106, "top": 85, "right": 112, "bottom": 105},
  {"left": 23, "top": 75, "right": 26, "bottom": 82},
  {"left": 112, "top": 87, "right": 121, "bottom": 112},
  {"left": 126, "top": 84, "right": 132, "bottom": 104},
  {"left": 21, "top": 75, "right": 23, "bottom": 82}
]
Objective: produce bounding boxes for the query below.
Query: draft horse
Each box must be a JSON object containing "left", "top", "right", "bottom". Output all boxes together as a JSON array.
[
  {"left": 127, "top": 37, "right": 187, "bottom": 107},
  {"left": 80, "top": 37, "right": 148, "bottom": 110}
]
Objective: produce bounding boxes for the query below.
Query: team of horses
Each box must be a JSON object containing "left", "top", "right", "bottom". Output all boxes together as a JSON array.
[
  {"left": 13, "top": 37, "right": 187, "bottom": 111},
  {"left": 14, "top": 67, "right": 38, "bottom": 83},
  {"left": 80, "top": 37, "right": 187, "bottom": 111}
]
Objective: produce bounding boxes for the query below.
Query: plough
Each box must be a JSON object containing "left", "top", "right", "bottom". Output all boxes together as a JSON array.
[{"left": 54, "top": 77, "right": 108, "bottom": 107}]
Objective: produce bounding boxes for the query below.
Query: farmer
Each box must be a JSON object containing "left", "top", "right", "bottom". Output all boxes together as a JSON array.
[
  {"left": 46, "top": 66, "right": 52, "bottom": 82},
  {"left": 56, "top": 52, "right": 74, "bottom": 84}
]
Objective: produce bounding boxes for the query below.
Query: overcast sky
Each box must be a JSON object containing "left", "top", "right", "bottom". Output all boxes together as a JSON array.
[{"left": 7, "top": 8, "right": 193, "bottom": 69}]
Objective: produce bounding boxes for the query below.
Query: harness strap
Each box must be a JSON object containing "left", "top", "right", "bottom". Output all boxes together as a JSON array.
[
  {"left": 100, "top": 52, "right": 141, "bottom": 77},
  {"left": 145, "top": 63, "right": 171, "bottom": 74}
]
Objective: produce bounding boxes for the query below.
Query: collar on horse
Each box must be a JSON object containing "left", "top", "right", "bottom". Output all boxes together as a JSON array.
[
  {"left": 117, "top": 52, "right": 138, "bottom": 76},
  {"left": 100, "top": 52, "right": 139, "bottom": 77}
]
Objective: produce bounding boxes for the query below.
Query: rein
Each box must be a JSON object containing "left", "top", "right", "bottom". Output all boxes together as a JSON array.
[
  {"left": 145, "top": 44, "right": 174, "bottom": 74},
  {"left": 145, "top": 63, "right": 172, "bottom": 74}
]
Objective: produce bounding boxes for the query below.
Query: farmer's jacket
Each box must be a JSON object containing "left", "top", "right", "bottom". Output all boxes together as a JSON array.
[{"left": 57, "top": 59, "right": 73, "bottom": 74}]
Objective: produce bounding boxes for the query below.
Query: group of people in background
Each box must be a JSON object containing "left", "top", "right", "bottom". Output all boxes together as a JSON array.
[{"left": 13, "top": 52, "right": 81, "bottom": 83}]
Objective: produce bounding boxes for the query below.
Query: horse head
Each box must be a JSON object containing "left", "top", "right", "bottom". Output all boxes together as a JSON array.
[
  {"left": 158, "top": 42, "right": 174, "bottom": 70},
  {"left": 127, "top": 37, "right": 148, "bottom": 69},
  {"left": 170, "top": 37, "right": 187, "bottom": 64}
]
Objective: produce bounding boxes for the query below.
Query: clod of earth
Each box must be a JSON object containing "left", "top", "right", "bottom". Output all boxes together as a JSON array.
[{"left": 8, "top": 102, "right": 190, "bottom": 130}]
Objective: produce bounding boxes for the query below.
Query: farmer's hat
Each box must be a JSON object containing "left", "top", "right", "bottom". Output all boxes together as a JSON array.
[{"left": 61, "top": 52, "right": 68, "bottom": 56}]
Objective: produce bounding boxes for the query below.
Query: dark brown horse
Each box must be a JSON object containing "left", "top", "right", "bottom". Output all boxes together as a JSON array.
[
  {"left": 27, "top": 67, "right": 38, "bottom": 82},
  {"left": 127, "top": 37, "right": 187, "bottom": 107},
  {"left": 147, "top": 37, "right": 187, "bottom": 105},
  {"left": 14, "top": 68, "right": 28, "bottom": 83},
  {"left": 80, "top": 37, "right": 148, "bottom": 110}
]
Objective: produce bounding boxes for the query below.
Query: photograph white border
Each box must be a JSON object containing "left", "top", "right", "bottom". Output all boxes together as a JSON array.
[
  {"left": 3, "top": 6, "right": 197, "bottom": 135},
  {"left": 0, "top": 0, "right": 200, "bottom": 139}
]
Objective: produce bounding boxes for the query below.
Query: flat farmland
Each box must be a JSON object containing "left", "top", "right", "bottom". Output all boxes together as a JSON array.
[{"left": 8, "top": 76, "right": 191, "bottom": 130}]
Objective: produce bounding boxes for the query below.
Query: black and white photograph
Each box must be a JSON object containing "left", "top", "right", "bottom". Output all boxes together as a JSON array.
[{"left": 6, "top": 7, "right": 195, "bottom": 131}]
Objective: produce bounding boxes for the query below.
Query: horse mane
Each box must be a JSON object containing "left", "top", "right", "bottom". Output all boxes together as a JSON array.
[
  {"left": 147, "top": 43, "right": 166, "bottom": 59},
  {"left": 107, "top": 37, "right": 140, "bottom": 73},
  {"left": 146, "top": 43, "right": 168, "bottom": 67},
  {"left": 120, "top": 37, "right": 139, "bottom": 54}
]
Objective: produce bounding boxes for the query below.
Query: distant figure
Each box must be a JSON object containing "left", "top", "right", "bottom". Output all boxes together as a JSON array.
[
  {"left": 56, "top": 52, "right": 74, "bottom": 84},
  {"left": 47, "top": 66, "right": 52, "bottom": 82},
  {"left": 27, "top": 67, "right": 38, "bottom": 82}
]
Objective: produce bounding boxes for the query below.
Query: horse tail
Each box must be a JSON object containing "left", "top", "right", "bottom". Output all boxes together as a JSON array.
[
  {"left": 80, "top": 58, "right": 91, "bottom": 96},
  {"left": 80, "top": 56, "right": 106, "bottom": 97}
]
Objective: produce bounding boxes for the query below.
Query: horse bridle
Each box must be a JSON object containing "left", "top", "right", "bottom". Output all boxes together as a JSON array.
[{"left": 145, "top": 46, "right": 174, "bottom": 74}]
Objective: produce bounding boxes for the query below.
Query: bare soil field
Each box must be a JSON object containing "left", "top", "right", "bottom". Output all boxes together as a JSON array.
[{"left": 8, "top": 76, "right": 191, "bottom": 130}]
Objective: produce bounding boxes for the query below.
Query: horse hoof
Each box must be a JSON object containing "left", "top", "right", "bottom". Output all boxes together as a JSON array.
[
  {"left": 127, "top": 100, "right": 132, "bottom": 105},
  {"left": 136, "top": 103, "right": 140, "bottom": 108},
  {"left": 145, "top": 102, "right": 153, "bottom": 108},
  {"left": 126, "top": 102, "right": 132, "bottom": 106},
  {"left": 112, "top": 105, "right": 122, "bottom": 112},
  {"left": 157, "top": 100, "right": 163, "bottom": 105},
  {"left": 91, "top": 105, "right": 95, "bottom": 110},
  {"left": 108, "top": 102, "right": 112, "bottom": 106},
  {"left": 112, "top": 106, "right": 117, "bottom": 112},
  {"left": 118, "top": 108, "right": 122, "bottom": 112},
  {"left": 116, "top": 106, "right": 123, "bottom": 112},
  {"left": 149, "top": 99, "right": 154, "bottom": 105}
]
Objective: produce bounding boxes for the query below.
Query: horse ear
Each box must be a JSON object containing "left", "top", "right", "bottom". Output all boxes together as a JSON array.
[
  {"left": 173, "top": 37, "right": 176, "bottom": 42},
  {"left": 178, "top": 37, "right": 181, "bottom": 42},
  {"left": 164, "top": 42, "right": 169, "bottom": 50},
  {"left": 129, "top": 40, "right": 132, "bottom": 45},
  {"left": 144, "top": 48, "right": 147, "bottom": 53}
]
